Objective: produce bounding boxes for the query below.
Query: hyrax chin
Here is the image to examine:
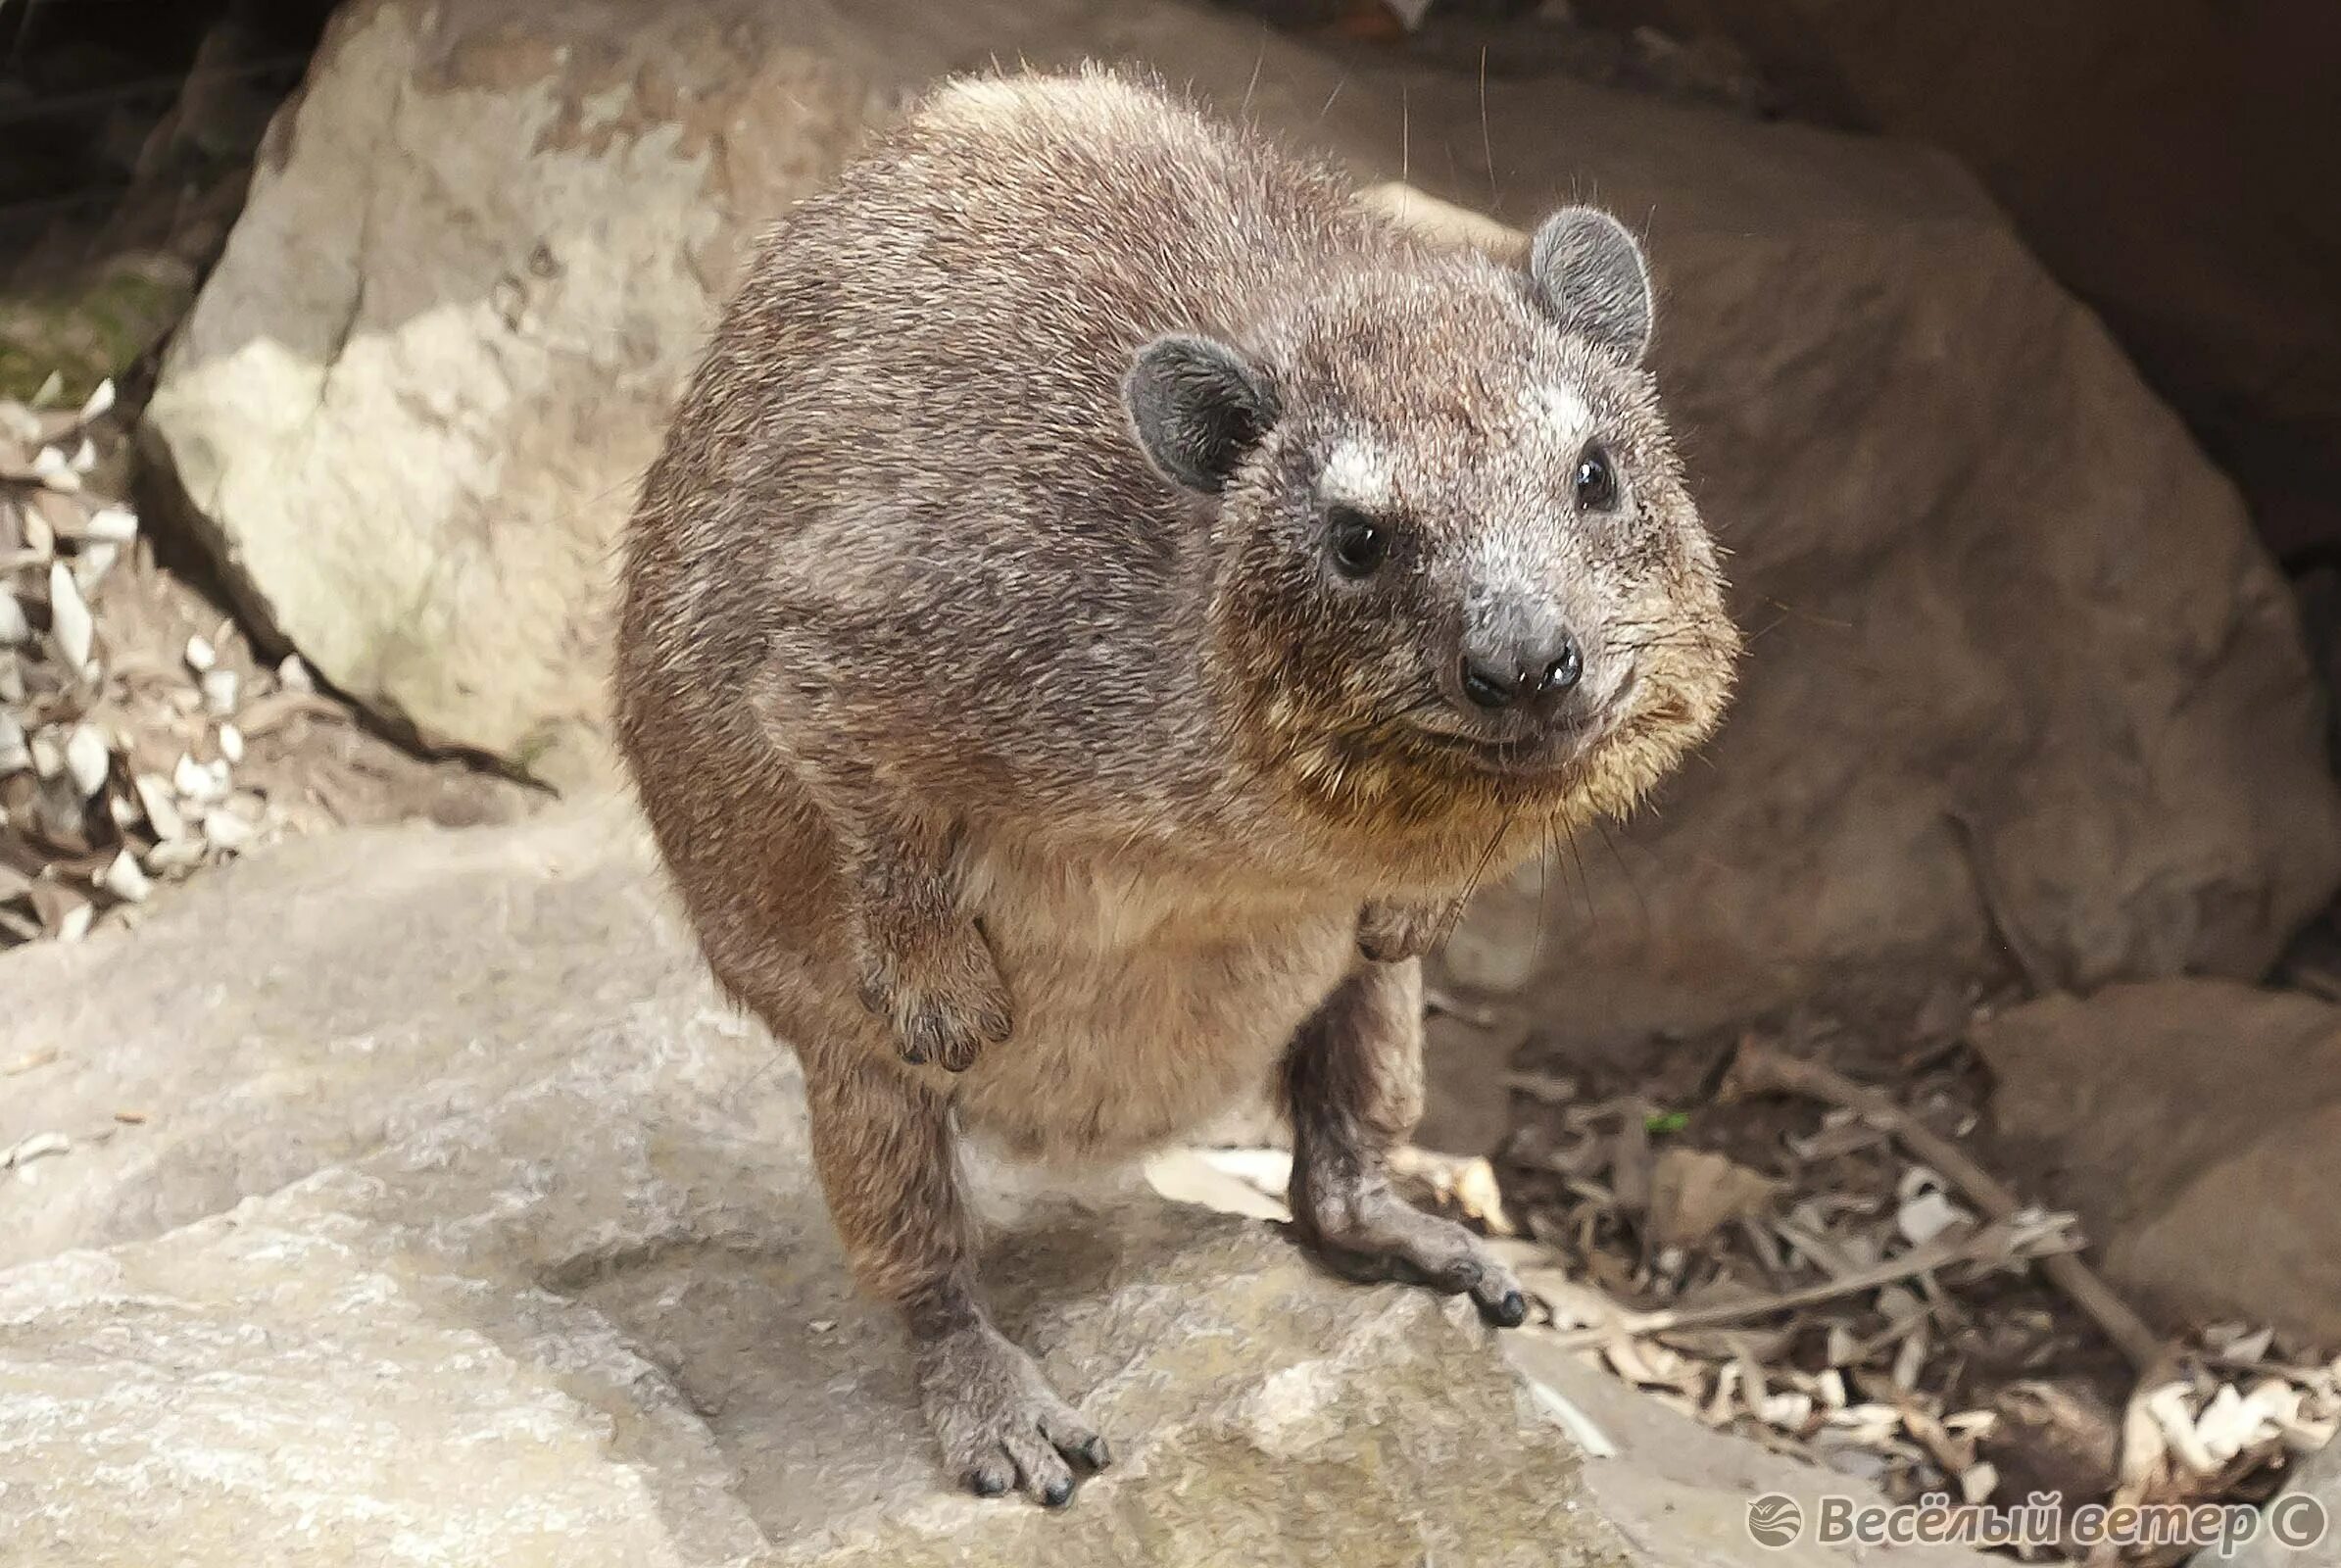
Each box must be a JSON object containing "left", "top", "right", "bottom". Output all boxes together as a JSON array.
[{"left": 614, "top": 66, "right": 1737, "bottom": 1505}]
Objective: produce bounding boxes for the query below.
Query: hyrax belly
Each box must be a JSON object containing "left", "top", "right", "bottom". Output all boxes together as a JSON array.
[{"left": 948, "top": 842, "right": 1357, "bottom": 1164}]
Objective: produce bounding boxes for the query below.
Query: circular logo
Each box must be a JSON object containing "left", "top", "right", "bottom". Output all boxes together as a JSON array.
[
  {"left": 2271, "top": 1494, "right": 2329, "bottom": 1551},
  {"left": 1748, "top": 1494, "right": 1805, "bottom": 1549}
]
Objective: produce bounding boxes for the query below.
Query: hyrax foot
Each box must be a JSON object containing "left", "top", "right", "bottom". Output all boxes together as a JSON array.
[
  {"left": 856, "top": 921, "right": 1011, "bottom": 1072},
  {"left": 919, "top": 1318, "right": 1110, "bottom": 1506},
  {"left": 1356, "top": 899, "right": 1450, "bottom": 963},
  {"left": 1294, "top": 1184, "right": 1529, "bottom": 1328}
]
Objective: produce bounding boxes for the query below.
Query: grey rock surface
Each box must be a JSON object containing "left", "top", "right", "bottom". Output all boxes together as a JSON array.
[
  {"left": 0, "top": 809, "right": 1628, "bottom": 1566},
  {"left": 141, "top": 0, "right": 2340, "bottom": 1055},
  {"left": 0, "top": 808, "right": 2013, "bottom": 1566}
]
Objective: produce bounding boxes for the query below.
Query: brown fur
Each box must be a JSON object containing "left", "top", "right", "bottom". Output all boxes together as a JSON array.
[{"left": 613, "top": 67, "right": 1737, "bottom": 1504}]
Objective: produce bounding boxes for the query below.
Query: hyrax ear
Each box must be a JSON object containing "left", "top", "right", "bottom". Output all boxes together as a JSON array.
[
  {"left": 1528, "top": 207, "right": 1654, "bottom": 365},
  {"left": 1124, "top": 334, "right": 1281, "bottom": 494}
]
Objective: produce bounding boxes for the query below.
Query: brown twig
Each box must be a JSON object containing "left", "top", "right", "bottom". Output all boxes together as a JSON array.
[
  {"left": 1536, "top": 1220, "right": 2081, "bottom": 1349},
  {"left": 1724, "top": 1037, "right": 2168, "bottom": 1372}
]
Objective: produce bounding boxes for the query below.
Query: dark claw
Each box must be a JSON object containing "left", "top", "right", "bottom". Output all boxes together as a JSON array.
[
  {"left": 1041, "top": 1476, "right": 1074, "bottom": 1509},
  {"left": 904, "top": 1011, "right": 945, "bottom": 1065},
  {"left": 1485, "top": 1289, "right": 1529, "bottom": 1328},
  {"left": 1074, "top": 1434, "right": 1112, "bottom": 1471},
  {"left": 966, "top": 1464, "right": 1011, "bottom": 1497}
]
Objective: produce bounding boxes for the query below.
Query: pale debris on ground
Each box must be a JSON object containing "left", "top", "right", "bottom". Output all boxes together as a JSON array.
[
  {"left": 2, "top": 376, "right": 305, "bottom": 945},
  {"left": 1154, "top": 1111, "right": 2341, "bottom": 1565},
  {"left": 3, "top": 370, "right": 536, "bottom": 951}
]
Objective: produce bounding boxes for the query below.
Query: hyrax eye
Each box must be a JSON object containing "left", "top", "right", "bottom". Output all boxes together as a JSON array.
[
  {"left": 1326, "top": 505, "right": 1390, "bottom": 577},
  {"left": 1574, "top": 445, "right": 1620, "bottom": 512}
]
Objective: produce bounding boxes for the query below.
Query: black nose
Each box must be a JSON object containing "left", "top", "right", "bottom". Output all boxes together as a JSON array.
[{"left": 1459, "top": 626, "right": 1583, "bottom": 710}]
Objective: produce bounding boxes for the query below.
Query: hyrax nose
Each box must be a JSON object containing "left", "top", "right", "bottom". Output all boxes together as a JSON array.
[{"left": 1458, "top": 612, "right": 1583, "bottom": 712}]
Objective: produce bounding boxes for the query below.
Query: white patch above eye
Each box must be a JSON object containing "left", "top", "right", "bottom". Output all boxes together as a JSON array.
[
  {"left": 1320, "top": 437, "right": 1394, "bottom": 510},
  {"left": 1521, "top": 383, "right": 1592, "bottom": 444}
]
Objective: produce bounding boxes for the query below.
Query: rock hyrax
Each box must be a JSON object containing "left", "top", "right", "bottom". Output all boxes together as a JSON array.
[{"left": 615, "top": 67, "right": 1737, "bottom": 1506}]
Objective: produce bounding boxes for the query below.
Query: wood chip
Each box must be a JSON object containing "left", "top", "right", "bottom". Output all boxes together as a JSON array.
[
  {"left": 132, "top": 773, "right": 184, "bottom": 841},
  {"left": 98, "top": 850, "right": 151, "bottom": 904},
  {"left": 63, "top": 723, "right": 110, "bottom": 799},
  {"left": 1, "top": 1131, "right": 71, "bottom": 1169},
  {"left": 200, "top": 668, "right": 239, "bottom": 716},
  {"left": 1896, "top": 1183, "right": 1973, "bottom": 1249},
  {"left": 47, "top": 560, "right": 92, "bottom": 669},
  {"left": 80, "top": 505, "right": 136, "bottom": 544},
  {"left": 1649, "top": 1147, "right": 1782, "bottom": 1252},
  {"left": 30, "top": 446, "right": 78, "bottom": 491}
]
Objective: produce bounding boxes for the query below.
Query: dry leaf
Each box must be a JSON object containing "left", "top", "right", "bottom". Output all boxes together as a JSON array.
[
  {"left": 1, "top": 1131, "right": 71, "bottom": 1169},
  {"left": 1143, "top": 1147, "right": 1291, "bottom": 1223},
  {"left": 47, "top": 560, "right": 91, "bottom": 669},
  {"left": 1648, "top": 1147, "right": 1781, "bottom": 1251},
  {"left": 1895, "top": 1188, "right": 1971, "bottom": 1248}
]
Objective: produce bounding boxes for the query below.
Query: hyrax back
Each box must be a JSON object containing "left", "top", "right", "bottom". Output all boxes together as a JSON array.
[{"left": 615, "top": 68, "right": 1735, "bottom": 1505}]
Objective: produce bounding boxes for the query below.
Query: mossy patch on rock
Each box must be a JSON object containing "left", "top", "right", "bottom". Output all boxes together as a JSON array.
[{"left": 0, "top": 255, "right": 194, "bottom": 404}]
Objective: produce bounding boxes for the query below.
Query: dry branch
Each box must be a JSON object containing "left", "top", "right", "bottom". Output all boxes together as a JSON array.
[{"left": 1724, "top": 1037, "right": 2167, "bottom": 1371}]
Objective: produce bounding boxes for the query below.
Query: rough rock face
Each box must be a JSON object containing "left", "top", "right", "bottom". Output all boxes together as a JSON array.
[
  {"left": 0, "top": 808, "right": 1606, "bottom": 1566},
  {"left": 1971, "top": 980, "right": 2341, "bottom": 1347},
  {"left": 0, "top": 808, "right": 2012, "bottom": 1566},
  {"left": 141, "top": 0, "right": 2341, "bottom": 1045}
]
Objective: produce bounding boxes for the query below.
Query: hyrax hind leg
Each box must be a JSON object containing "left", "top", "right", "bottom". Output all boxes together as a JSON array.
[
  {"left": 1280, "top": 955, "right": 1528, "bottom": 1326},
  {"left": 799, "top": 1046, "right": 1110, "bottom": 1506}
]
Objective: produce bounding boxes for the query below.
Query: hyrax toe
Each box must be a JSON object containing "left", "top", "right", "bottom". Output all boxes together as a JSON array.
[
  {"left": 1300, "top": 1189, "right": 1529, "bottom": 1328},
  {"left": 898, "top": 994, "right": 1008, "bottom": 1073},
  {"left": 920, "top": 1319, "right": 1108, "bottom": 1507},
  {"left": 858, "top": 921, "right": 1012, "bottom": 1071}
]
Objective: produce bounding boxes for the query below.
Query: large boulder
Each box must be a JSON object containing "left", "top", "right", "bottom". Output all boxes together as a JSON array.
[
  {"left": 140, "top": 0, "right": 2341, "bottom": 1047},
  {"left": 1971, "top": 979, "right": 2341, "bottom": 1347},
  {"left": 0, "top": 808, "right": 1997, "bottom": 1567}
]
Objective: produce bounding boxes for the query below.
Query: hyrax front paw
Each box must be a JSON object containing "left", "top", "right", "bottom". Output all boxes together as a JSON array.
[
  {"left": 1357, "top": 898, "right": 1451, "bottom": 963},
  {"left": 856, "top": 919, "right": 1010, "bottom": 1072},
  {"left": 1294, "top": 1184, "right": 1529, "bottom": 1329},
  {"left": 920, "top": 1318, "right": 1110, "bottom": 1506}
]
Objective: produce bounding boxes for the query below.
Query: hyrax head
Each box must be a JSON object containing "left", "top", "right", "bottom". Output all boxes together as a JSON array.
[{"left": 1124, "top": 207, "right": 1739, "bottom": 839}]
